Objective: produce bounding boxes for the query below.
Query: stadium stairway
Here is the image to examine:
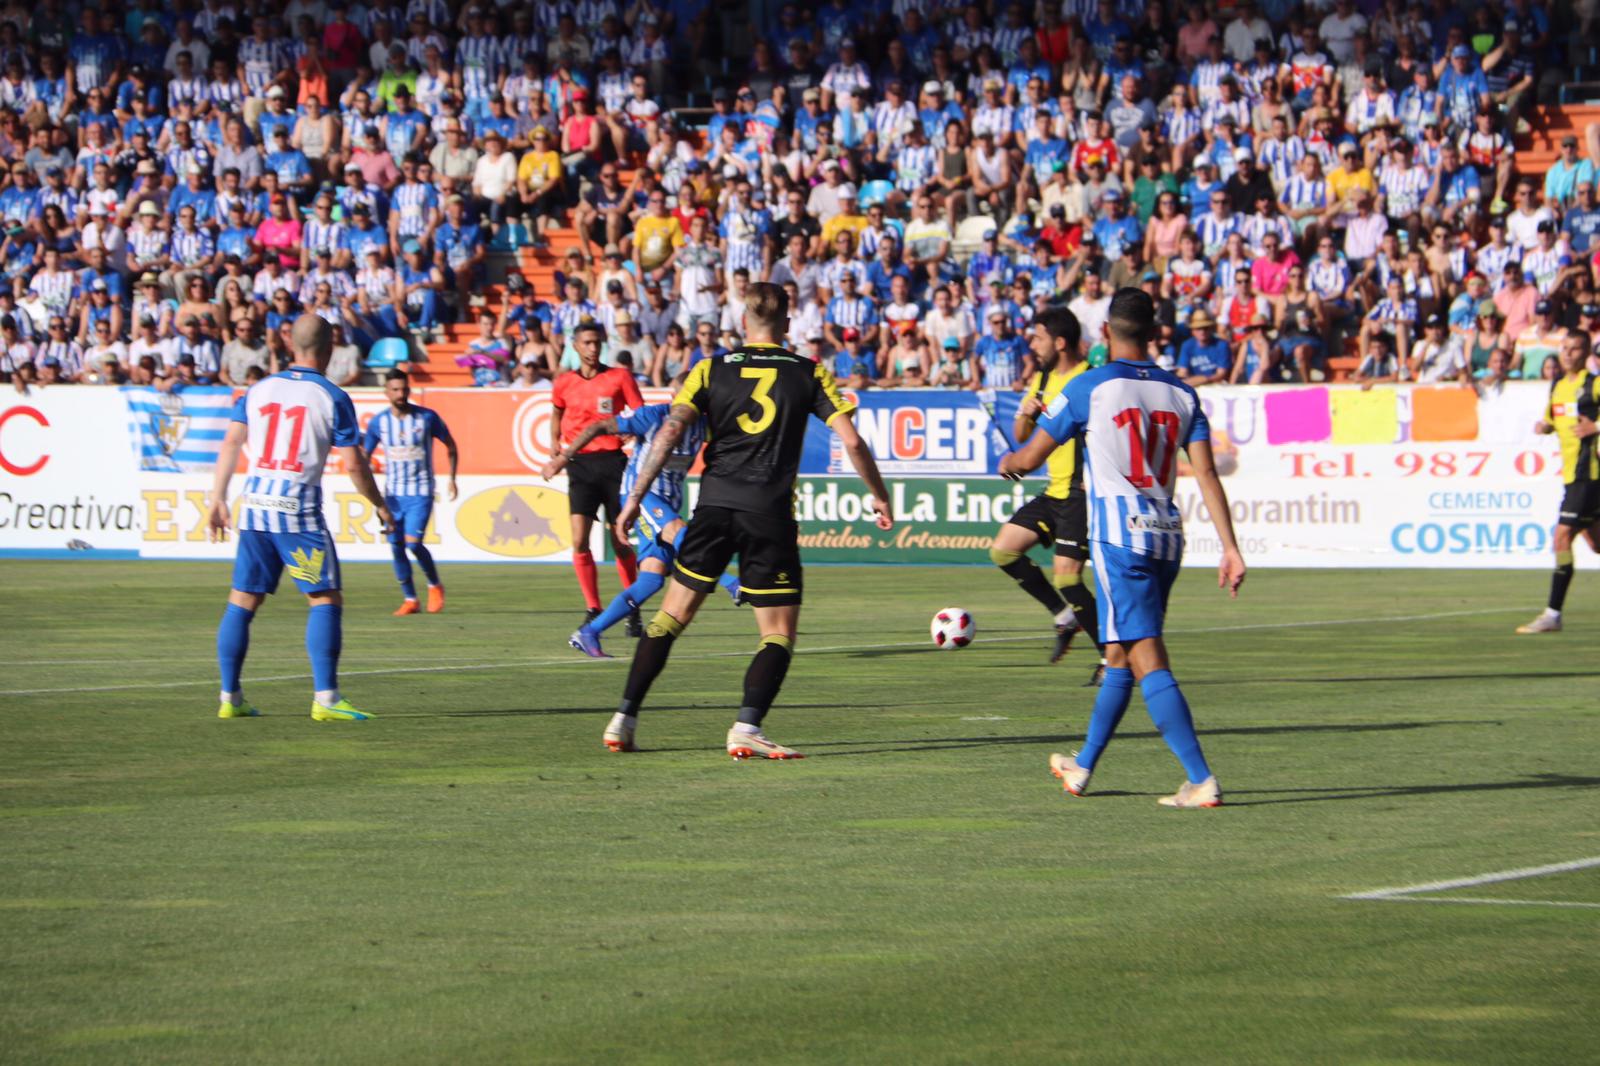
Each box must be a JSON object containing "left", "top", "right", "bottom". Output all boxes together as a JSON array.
[
  {"left": 409, "top": 175, "right": 632, "bottom": 386},
  {"left": 1513, "top": 104, "right": 1600, "bottom": 181}
]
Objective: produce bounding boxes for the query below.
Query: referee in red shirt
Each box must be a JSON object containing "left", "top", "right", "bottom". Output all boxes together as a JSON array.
[{"left": 550, "top": 323, "right": 645, "bottom": 625}]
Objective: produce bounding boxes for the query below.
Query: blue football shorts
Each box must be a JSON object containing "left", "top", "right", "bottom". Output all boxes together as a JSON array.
[
  {"left": 385, "top": 494, "right": 434, "bottom": 543},
  {"left": 631, "top": 490, "right": 683, "bottom": 566},
  {"left": 1089, "top": 539, "right": 1183, "bottom": 645},
  {"left": 233, "top": 528, "right": 342, "bottom": 596}
]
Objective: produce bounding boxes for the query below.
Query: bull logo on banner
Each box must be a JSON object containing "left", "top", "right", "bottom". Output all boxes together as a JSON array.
[{"left": 455, "top": 485, "right": 570, "bottom": 558}]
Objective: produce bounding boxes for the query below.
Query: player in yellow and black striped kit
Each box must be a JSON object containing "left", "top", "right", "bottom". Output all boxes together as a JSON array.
[
  {"left": 1518, "top": 331, "right": 1600, "bottom": 634},
  {"left": 605, "top": 282, "right": 894, "bottom": 759},
  {"left": 989, "top": 306, "right": 1106, "bottom": 684}
]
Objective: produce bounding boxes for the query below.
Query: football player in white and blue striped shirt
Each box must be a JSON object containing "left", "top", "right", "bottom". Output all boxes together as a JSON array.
[
  {"left": 1001, "top": 288, "right": 1245, "bottom": 809},
  {"left": 545, "top": 403, "right": 740, "bottom": 659},
  {"left": 361, "top": 369, "right": 459, "bottom": 615},
  {"left": 209, "top": 315, "right": 393, "bottom": 722}
]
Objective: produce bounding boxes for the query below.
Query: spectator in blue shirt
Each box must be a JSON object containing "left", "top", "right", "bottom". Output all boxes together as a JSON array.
[
  {"left": 706, "top": 88, "right": 741, "bottom": 145},
  {"left": 264, "top": 127, "right": 313, "bottom": 197},
  {"left": 1437, "top": 46, "right": 1489, "bottom": 129},
  {"left": 1562, "top": 181, "right": 1600, "bottom": 255},
  {"left": 434, "top": 195, "right": 487, "bottom": 307},
  {"left": 1177, "top": 309, "right": 1232, "bottom": 384},
  {"left": 1543, "top": 137, "right": 1597, "bottom": 210},
  {"left": 865, "top": 237, "right": 912, "bottom": 302},
  {"left": 974, "top": 306, "right": 1031, "bottom": 390},
  {"left": 1091, "top": 190, "right": 1143, "bottom": 261},
  {"left": 1083, "top": 0, "right": 1132, "bottom": 62},
  {"left": 833, "top": 326, "right": 877, "bottom": 389}
]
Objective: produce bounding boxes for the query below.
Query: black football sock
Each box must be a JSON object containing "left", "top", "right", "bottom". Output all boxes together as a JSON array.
[
  {"left": 736, "top": 635, "right": 794, "bottom": 727},
  {"left": 1053, "top": 571, "right": 1103, "bottom": 655},
  {"left": 617, "top": 611, "right": 685, "bottom": 716},
  {"left": 990, "top": 546, "right": 1066, "bottom": 616},
  {"left": 1549, "top": 550, "right": 1575, "bottom": 613}
]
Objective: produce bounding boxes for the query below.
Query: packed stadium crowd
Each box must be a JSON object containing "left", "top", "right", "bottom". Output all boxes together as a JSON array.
[{"left": 0, "top": 0, "right": 1597, "bottom": 397}]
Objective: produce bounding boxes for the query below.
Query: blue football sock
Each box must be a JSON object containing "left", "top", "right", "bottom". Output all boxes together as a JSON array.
[
  {"left": 1140, "top": 669, "right": 1212, "bottom": 782},
  {"left": 408, "top": 540, "right": 441, "bottom": 586},
  {"left": 306, "top": 604, "right": 343, "bottom": 694},
  {"left": 718, "top": 572, "right": 741, "bottom": 593},
  {"left": 390, "top": 541, "right": 415, "bottom": 599},
  {"left": 592, "top": 571, "right": 666, "bottom": 634},
  {"left": 217, "top": 603, "right": 254, "bottom": 696},
  {"left": 1076, "top": 666, "right": 1133, "bottom": 771}
]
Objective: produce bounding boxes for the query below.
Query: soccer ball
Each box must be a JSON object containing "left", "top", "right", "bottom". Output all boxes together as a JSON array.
[{"left": 930, "top": 608, "right": 975, "bottom": 649}]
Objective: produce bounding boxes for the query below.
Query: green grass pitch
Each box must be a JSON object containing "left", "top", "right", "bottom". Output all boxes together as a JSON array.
[{"left": 2, "top": 560, "right": 1597, "bottom": 1064}]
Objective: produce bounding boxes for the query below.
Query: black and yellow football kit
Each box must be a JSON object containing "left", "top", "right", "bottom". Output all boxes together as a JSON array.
[
  {"left": 1006, "top": 362, "right": 1090, "bottom": 560},
  {"left": 1548, "top": 370, "right": 1600, "bottom": 529},
  {"left": 669, "top": 344, "right": 856, "bottom": 606}
]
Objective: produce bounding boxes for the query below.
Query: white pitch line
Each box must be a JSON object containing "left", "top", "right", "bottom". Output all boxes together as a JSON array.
[
  {"left": 0, "top": 605, "right": 1528, "bottom": 697},
  {"left": 1341, "top": 856, "right": 1600, "bottom": 901},
  {"left": 1353, "top": 896, "right": 1600, "bottom": 910}
]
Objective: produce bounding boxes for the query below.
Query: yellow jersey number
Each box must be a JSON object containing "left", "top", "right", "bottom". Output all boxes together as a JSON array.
[{"left": 736, "top": 367, "right": 778, "bottom": 434}]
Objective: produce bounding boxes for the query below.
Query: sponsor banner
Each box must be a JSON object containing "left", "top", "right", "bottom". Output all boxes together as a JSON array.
[
  {"left": 777, "top": 473, "right": 1584, "bottom": 570},
  {"left": 784, "top": 476, "right": 1042, "bottom": 564},
  {"left": 137, "top": 474, "right": 584, "bottom": 563},
  {"left": 808, "top": 390, "right": 1015, "bottom": 476},
  {"left": 1171, "top": 478, "right": 1576, "bottom": 569},
  {"left": 0, "top": 390, "right": 142, "bottom": 551},
  {"left": 1195, "top": 382, "right": 1553, "bottom": 461},
  {"left": 3, "top": 383, "right": 1590, "bottom": 569}
]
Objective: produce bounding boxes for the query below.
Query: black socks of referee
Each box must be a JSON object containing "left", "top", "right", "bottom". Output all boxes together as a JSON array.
[
  {"left": 991, "top": 547, "right": 1066, "bottom": 615},
  {"left": 736, "top": 635, "right": 794, "bottom": 727},
  {"left": 617, "top": 611, "right": 685, "bottom": 717},
  {"left": 1549, "top": 550, "right": 1576, "bottom": 613}
]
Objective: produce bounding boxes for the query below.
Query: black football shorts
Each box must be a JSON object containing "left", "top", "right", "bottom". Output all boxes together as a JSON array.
[
  {"left": 565, "top": 450, "right": 627, "bottom": 521},
  {"left": 1006, "top": 490, "right": 1089, "bottom": 561},
  {"left": 1558, "top": 481, "right": 1600, "bottom": 529},
  {"left": 673, "top": 505, "right": 803, "bottom": 606}
]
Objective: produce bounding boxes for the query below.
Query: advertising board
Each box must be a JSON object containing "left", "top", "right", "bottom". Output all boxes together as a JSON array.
[{"left": 1, "top": 382, "right": 1588, "bottom": 570}]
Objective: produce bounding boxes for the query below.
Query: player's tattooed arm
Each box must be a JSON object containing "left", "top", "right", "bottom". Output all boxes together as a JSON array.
[
  {"left": 614, "top": 404, "right": 695, "bottom": 537},
  {"left": 540, "top": 417, "right": 620, "bottom": 479},
  {"left": 999, "top": 429, "right": 1056, "bottom": 481}
]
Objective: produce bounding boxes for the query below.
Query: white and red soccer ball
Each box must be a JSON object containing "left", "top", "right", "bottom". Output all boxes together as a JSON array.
[{"left": 930, "top": 608, "right": 975, "bottom": 649}]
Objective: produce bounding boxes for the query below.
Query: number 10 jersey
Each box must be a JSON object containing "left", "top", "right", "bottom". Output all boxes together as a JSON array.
[
  {"left": 1036, "top": 359, "right": 1209, "bottom": 560},
  {"left": 229, "top": 366, "right": 360, "bottom": 534}
]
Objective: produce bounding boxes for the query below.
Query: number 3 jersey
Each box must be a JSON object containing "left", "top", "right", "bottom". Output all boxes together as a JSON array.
[
  {"left": 230, "top": 366, "right": 360, "bottom": 534},
  {"left": 1036, "top": 359, "right": 1209, "bottom": 559},
  {"left": 672, "top": 343, "right": 855, "bottom": 514}
]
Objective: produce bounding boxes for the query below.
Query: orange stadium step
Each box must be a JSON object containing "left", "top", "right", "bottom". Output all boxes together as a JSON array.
[
  {"left": 406, "top": 363, "right": 478, "bottom": 387},
  {"left": 1327, "top": 356, "right": 1359, "bottom": 383}
]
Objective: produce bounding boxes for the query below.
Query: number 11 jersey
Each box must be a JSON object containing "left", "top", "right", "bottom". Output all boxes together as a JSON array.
[
  {"left": 1035, "top": 359, "right": 1209, "bottom": 560},
  {"left": 230, "top": 366, "right": 360, "bottom": 534}
]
